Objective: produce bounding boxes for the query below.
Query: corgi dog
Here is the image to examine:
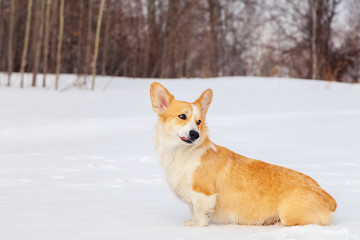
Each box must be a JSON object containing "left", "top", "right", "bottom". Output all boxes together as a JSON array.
[{"left": 150, "top": 82, "right": 336, "bottom": 227}]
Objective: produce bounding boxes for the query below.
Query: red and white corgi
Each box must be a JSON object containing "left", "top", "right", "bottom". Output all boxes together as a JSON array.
[{"left": 150, "top": 82, "right": 337, "bottom": 227}]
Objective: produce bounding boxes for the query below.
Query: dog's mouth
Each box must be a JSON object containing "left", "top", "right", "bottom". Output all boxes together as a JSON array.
[{"left": 179, "top": 136, "right": 193, "bottom": 144}]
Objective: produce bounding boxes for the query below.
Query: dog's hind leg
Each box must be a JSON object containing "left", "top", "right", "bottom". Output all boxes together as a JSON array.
[{"left": 279, "top": 192, "right": 332, "bottom": 226}]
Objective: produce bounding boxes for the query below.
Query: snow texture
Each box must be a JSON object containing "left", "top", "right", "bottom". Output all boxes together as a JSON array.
[{"left": 0, "top": 74, "right": 359, "bottom": 239}]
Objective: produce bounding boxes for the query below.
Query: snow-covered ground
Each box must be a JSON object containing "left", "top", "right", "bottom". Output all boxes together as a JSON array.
[{"left": 0, "top": 74, "right": 360, "bottom": 240}]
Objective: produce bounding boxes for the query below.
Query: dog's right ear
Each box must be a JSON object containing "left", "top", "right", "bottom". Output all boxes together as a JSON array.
[{"left": 150, "top": 82, "right": 174, "bottom": 115}]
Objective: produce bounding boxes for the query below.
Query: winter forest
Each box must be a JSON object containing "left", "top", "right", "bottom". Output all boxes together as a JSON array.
[{"left": 0, "top": 0, "right": 360, "bottom": 89}]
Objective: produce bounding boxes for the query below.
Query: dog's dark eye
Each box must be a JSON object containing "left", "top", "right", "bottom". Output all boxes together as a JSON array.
[
  {"left": 196, "top": 120, "right": 201, "bottom": 125},
  {"left": 178, "top": 114, "right": 187, "bottom": 120}
]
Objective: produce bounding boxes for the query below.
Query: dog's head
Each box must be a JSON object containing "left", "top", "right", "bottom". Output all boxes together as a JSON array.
[{"left": 150, "top": 82, "right": 213, "bottom": 146}]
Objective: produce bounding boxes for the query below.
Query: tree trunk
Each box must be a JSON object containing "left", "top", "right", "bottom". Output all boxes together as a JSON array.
[
  {"left": 29, "top": 0, "right": 40, "bottom": 72},
  {"left": 76, "top": 0, "right": 84, "bottom": 76},
  {"left": 101, "top": 3, "right": 110, "bottom": 76},
  {"left": 50, "top": 0, "right": 58, "bottom": 73},
  {"left": 55, "top": 0, "right": 64, "bottom": 90},
  {"left": 84, "top": 0, "right": 93, "bottom": 85},
  {"left": 91, "top": 0, "right": 105, "bottom": 91},
  {"left": 0, "top": 0, "right": 2, "bottom": 76},
  {"left": 20, "top": 0, "right": 33, "bottom": 88},
  {"left": 7, "top": 0, "right": 15, "bottom": 86},
  {"left": 146, "top": 0, "right": 159, "bottom": 77},
  {"left": 207, "top": 0, "right": 222, "bottom": 77},
  {"left": 311, "top": 0, "right": 318, "bottom": 79},
  {"left": 42, "top": 0, "right": 52, "bottom": 88},
  {"left": 161, "top": 0, "right": 180, "bottom": 78},
  {"left": 32, "top": 0, "right": 46, "bottom": 87}
]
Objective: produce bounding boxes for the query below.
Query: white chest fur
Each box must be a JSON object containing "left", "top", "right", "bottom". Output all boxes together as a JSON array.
[
  {"left": 156, "top": 140, "right": 218, "bottom": 227},
  {"left": 157, "top": 143, "right": 204, "bottom": 204},
  {"left": 155, "top": 120, "right": 217, "bottom": 227}
]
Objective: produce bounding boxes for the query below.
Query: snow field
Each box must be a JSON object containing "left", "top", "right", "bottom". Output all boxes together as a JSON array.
[{"left": 0, "top": 74, "right": 360, "bottom": 239}]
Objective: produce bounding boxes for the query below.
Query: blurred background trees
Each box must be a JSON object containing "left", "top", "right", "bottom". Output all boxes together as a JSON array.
[{"left": 0, "top": 0, "right": 359, "bottom": 86}]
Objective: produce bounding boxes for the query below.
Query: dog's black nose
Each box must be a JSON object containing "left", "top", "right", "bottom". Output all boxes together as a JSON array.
[{"left": 189, "top": 130, "right": 200, "bottom": 141}]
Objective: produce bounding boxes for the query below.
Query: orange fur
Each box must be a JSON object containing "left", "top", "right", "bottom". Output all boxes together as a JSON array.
[
  {"left": 150, "top": 82, "right": 337, "bottom": 227},
  {"left": 193, "top": 145, "right": 336, "bottom": 226}
]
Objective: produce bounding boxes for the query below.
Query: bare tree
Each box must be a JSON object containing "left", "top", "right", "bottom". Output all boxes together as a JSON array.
[
  {"left": 7, "top": 0, "right": 15, "bottom": 86},
  {"left": 311, "top": 0, "right": 318, "bottom": 79},
  {"left": 0, "top": 0, "right": 2, "bottom": 76},
  {"left": 91, "top": 0, "right": 105, "bottom": 90},
  {"left": 50, "top": 0, "right": 58, "bottom": 73},
  {"left": 101, "top": 2, "right": 110, "bottom": 76},
  {"left": 76, "top": 0, "right": 84, "bottom": 77},
  {"left": 42, "top": 0, "right": 52, "bottom": 87},
  {"left": 207, "top": 0, "right": 223, "bottom": 76},
  {"left": 29, "top": 0, "right": 40, "bottom": 72},
  {"left": 55, "top": 0, "right": 64, "bottom": 90},
  {"left": 20, "top": 0, "right": 33, "bottom": 88},
  {"left": 84, "top": 0, "right": 93, "bottom": 85},
  {"left": 265, "top": 0, "right": 343, "bottom": 80},
  {"left": 160, "top": 0, "right": 180, "bottom": 78},
  {"left": 32, "top": 0, "right": 46, "bottom": 87},
  {"left": 146, "top": 0, "right": 160, "bottom": 78}
]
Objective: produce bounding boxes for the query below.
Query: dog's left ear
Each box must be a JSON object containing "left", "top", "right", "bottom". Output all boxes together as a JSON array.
[
  {"left": 195, "top": 89, "right": 213, "bottom": 116},
  {"left": 150, "top": 82, "right": 174, "bottom": 115}
]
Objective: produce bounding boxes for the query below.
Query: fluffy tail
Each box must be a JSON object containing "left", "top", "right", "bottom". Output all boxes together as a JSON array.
[{"left": 321, "top": 190, "right": 337, "bottom": 212}]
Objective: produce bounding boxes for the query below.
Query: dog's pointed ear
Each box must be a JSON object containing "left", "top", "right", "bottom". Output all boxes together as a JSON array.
[
  {"left": 195, "top": 88, "right": 213, "bottom": 116},
  {"left": 150, "top": 82, "right": 174, "bottom": 115}
]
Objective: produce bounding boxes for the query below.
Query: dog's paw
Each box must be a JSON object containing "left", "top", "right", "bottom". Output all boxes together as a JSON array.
[{"left": 184, "top": 219, "right": 208, "bottom": 227}]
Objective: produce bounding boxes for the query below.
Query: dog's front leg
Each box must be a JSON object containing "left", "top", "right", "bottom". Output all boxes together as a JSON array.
[{"left": 185, "top": 192, "right": 217, "bottom": 227}]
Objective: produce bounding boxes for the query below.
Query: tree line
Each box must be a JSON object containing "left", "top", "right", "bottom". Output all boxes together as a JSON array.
[{"left": 0, "top": 0, "right": 359, "bottom": 89}]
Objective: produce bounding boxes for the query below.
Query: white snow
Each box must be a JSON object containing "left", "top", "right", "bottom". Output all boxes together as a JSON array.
[{"left": 0, "top": 73, "right": 360, "bottom": 239}]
